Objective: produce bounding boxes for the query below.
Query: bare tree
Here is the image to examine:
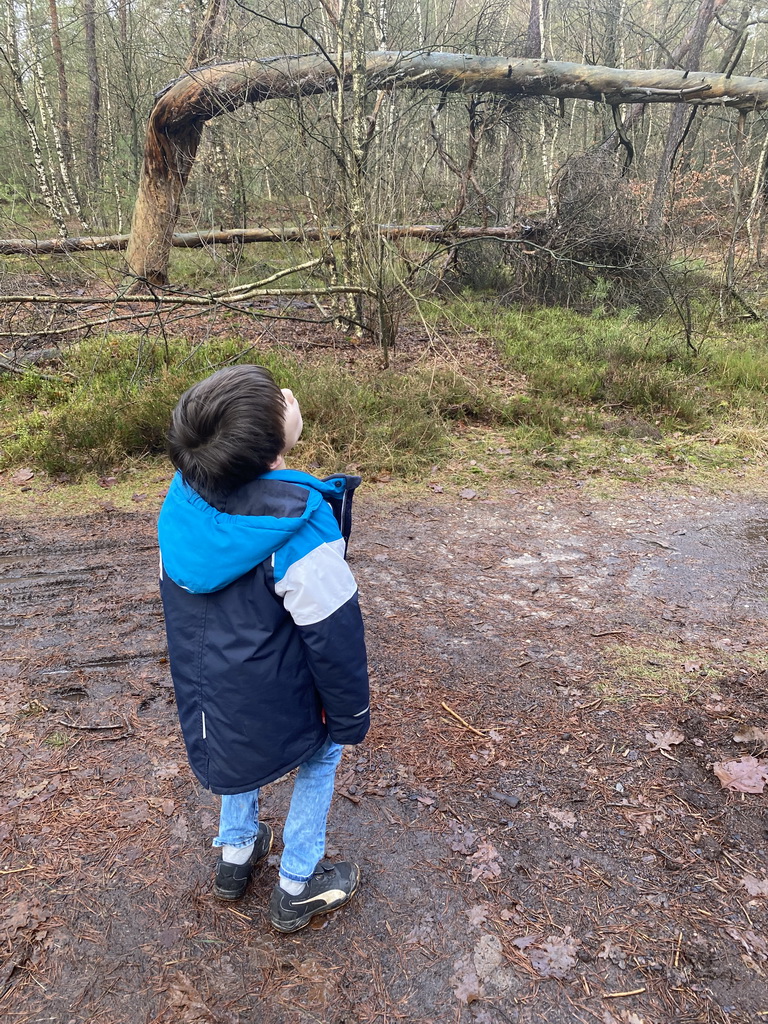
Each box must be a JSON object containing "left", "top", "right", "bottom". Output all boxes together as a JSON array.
[
  {"left": 1, "top": 0, "right": 68, "bottom": 234},
  {"left": 83, "top": 0, "right": 102, "bottom": 187},
  {"left": 48, "top": 0, "right": 73, "bottom": 167},
  {"left": 498, "top": 0, "right": 544, "bottom": 223},
  {"left": 646, "top": 0, "right": 729, "bottom": 231}
]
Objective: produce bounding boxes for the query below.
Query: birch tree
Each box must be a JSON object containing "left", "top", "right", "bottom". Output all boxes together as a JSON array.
[{"left": 1, "top": 0, "right": 68, "bottom": 235}]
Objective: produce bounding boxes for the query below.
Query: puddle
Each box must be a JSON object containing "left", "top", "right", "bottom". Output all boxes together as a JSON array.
[
  {"left": 50, "top": 686, "right": 88, "bottom": 703},
  {"left": 626, "top": 513, "right": 768, "bottom": 626},
  {"left": 738, "top": 519, "right": 768, "bottom": 582}
]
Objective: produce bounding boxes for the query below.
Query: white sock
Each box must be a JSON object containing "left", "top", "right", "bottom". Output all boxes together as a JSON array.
[
  {"left": 222, "top": 842, "right": 254, "bottom": 865},
  {"left": 279, "top": 874, "right": 306, "bottom": 896}
]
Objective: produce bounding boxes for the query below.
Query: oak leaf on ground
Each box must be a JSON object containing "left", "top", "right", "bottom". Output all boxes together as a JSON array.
[
  {"left": 646, "top": 729, "right": 684, "bottom": 752},
  {"left": 713, "top": 756, "right": 768, "bottom": 793},
  {"left": 741, "top": 874, "right": 768, "bottom": 897}
]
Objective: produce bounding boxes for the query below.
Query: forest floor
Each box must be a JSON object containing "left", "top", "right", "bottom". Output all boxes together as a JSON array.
[{"left": 2, "top": 471, "right": 768, "bottom": 1024}]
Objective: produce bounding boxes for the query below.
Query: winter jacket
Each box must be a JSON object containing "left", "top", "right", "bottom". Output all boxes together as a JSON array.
[{"left": 158, "top": 469, "right": 370, "bottom": 795}]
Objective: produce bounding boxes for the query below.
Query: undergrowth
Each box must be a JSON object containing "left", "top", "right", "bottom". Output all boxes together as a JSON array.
[
  {"left": 2, "top": 299, "right": 768, "bottom": 480},
  {"left": 0, "top": 335, "right": 516, "bottom": 477}
]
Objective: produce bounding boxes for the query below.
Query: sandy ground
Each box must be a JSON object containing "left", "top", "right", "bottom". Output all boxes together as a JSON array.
[{"left": 1, "top": 478, "right": 768, "bottom": 1024}]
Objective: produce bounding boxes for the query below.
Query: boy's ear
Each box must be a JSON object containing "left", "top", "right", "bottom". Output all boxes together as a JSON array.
[{"left": 267, "top": 455, "right": 284, "bottom": 471}]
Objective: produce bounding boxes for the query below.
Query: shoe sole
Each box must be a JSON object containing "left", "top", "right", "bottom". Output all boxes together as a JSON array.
[
  {"left": 213, "top": 827, "right": 274, "bottom": 901},
  {"left": 270, "top": 869, "right": 360, "bottom": 933}
]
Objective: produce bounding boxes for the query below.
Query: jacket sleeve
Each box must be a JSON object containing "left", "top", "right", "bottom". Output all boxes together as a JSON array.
[{"left": 273, "top": 508, "right": 370, "bottom": 745}]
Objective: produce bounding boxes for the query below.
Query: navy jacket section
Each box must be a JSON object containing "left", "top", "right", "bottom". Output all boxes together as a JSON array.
[{"left": 158, "top": 471, "right": 369, "bottom": 795}]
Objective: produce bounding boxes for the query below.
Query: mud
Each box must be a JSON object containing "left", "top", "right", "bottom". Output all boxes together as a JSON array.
[{"left": 1, "top": 480, "right": 767, "bottom": 1024}]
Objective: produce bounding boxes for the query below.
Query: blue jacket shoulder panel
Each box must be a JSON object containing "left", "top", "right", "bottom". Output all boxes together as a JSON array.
[{"left": 158, "top": 472, "right": 323, "bottom": 594}]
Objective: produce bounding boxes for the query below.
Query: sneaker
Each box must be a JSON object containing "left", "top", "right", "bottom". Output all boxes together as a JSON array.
[
  {"left": 213, "top": 822, "right": 274, "bottom": 901},
  {"left": 269, "top": 860, "right": 360, "bottom": 933}
]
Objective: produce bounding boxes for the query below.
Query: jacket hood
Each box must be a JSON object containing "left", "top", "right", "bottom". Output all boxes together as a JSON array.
[{"left": 158, "top": 470, "right": 347, "bottom": 594}]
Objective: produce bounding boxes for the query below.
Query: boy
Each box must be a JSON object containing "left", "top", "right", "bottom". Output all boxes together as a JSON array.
[{"left": 157, "top": 365, "right": 370, "bottom": 933}]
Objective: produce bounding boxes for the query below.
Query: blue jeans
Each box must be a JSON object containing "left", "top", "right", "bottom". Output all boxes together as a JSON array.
[{"left": 214, "top": 738, "right": 344, "bottom": 884}]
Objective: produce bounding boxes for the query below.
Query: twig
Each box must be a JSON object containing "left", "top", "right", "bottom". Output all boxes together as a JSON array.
[
  {"left": 673, "top": 929, "right": 683, "bottom": 968},
  {"left": 56, "top": 720, "right": 125, "bottom": 731},
  {"left": 603, "top": 987, "right": 646, "bottom": 998},
  {"left": 227, "top": 907, "right": 252, "bottom": 922},
  {"left": 440, "top": 701, "right": 486, "bottom": 737},
  {"left": 0, "top": 866, "right": 34, "bottom": 875}
]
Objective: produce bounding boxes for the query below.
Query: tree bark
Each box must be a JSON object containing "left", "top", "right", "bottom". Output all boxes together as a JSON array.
[
  {"left": 125, "top": 51, "right": 768, "bottom": 287},
  {"left": 1, "top": 224, "right": 544, "bottom": 256},
  {"left": 83, "top": 0, "right": 101, "bottom": 186}
]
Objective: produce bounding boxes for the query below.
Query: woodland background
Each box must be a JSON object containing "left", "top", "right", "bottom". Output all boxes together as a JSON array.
[{"left": 2, "top": 0, "right": 768, "bottom": 292}]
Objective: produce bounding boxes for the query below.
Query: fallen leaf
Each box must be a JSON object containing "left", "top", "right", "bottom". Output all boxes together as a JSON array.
[
  {"left": 147, "top": 796, "right": 176, "bottom": 816},
  {"left": 547, "top": 808, "right": 577, "bottom": 828},
  {"left": 726, "top": 926, "right": 768, "bottom": 959},
  {"left": 10, "top": 468, "right": 34, "bottom": 485},
  {"left": 452, "top": 969, "right": 482, "bottom": 1004},
  {"left": 713, "top": 756, "right": 768, "bottom": 793},
  {"left": 14, "top": 780, "right": 48, "bottom": 802},
  {"left": 118, "top": 801, "right": 151, "bottom": 825},
  {"left": 734, "top": 727, "right": 768, "bottom": 744},
  {"left": 528, "top": 928, "right": 579, "bottom": 979},
  {"left": 404, "top": 916, "right": 437, "bottom": 944},
  {"left": 469, "top": 841, "right": 502, "bottom": 881},
  {"left": 459, "top": 488, "right": 477, "bottom": 500},
  {"left": 467, "top": 905, "right": 489, "bottom": 928},
  {"left": 167, "top": 971, "right": 219, "bottom": 1022},
  {"left": 646, "top": 729, "right": 685, "bottom": 752},
  {"left": 98, "top": 476, "right": 118, "bottom": 488},
  {"left": 683, "top": 661, "right": 702, "bottom": 673},
  {"left": 131, "top": 493, "right": 147, "bottom": 502},
  {"left": 499, "top": 907, "right": 523, "bottom": 923},
  {"left": 1, "top": 899, "right": 50, "bottom": 940},
  {"left": 741, "top": 875, "right": 768, "bottom": 897},
  {"left": 448, "top": 826, "right": 477, "bottom": 855}
]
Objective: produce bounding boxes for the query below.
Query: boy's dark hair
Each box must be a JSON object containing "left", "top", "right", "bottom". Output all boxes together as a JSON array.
[{"left": 167, "top": 365, "right": 286, "bottom": 498}]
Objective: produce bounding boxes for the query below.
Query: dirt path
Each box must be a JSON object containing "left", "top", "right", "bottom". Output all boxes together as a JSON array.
[{"left": 2, "top": 481, "right": 767, "bottom": 1024}]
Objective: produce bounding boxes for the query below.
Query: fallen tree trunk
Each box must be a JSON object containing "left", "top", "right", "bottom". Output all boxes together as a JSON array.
[
  {"left": 0, "top": 224, "right": 535, "bottom": 256},
  {"left": 125, "top": 51, "right": 768, "bottom": 288}
]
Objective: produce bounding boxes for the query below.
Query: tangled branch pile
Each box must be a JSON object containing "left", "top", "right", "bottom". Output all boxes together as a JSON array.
[{"left": 508, "top": 152, "right": 668, "bottom": 310}]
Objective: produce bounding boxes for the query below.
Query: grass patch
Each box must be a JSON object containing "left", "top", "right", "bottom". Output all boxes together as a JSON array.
[
  {"left": 595, "top": 638, "right": 768, "bottom": 701},
  {"left": 3, "top": 298, "right": 768, "bottom": 486},
  {"left": 0, "top": 335, "right": 526, "bottom": 478},
  {"left": 44, "top": 731, "right": 72, "bottom": 749},
  {"left": 442, "top": 299, "right": 768, "bottom": 426}
]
